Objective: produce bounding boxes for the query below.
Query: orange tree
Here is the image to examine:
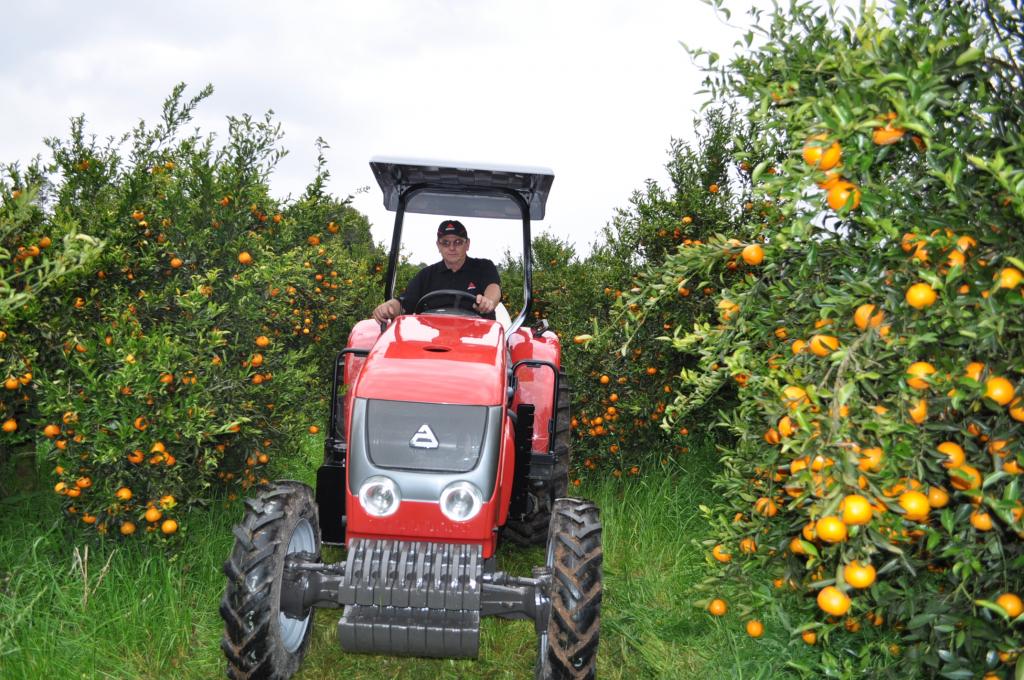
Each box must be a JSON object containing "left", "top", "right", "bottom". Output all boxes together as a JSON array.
[
  {"left": 2, "top": 84, "right": 382, "bottom": 538},
  {"left": 500, "top": 108, "right": 749, "bottom": 479},
  {"left": 622, "top": 0, "right": 1024, "bottom": 675}
]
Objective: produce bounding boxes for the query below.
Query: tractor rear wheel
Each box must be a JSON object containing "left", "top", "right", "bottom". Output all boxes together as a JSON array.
[
  {"left": 504, "top": 370, "right": 571, "bottom": 546},
  {"left": 220, "top": 481, "right": 320, "bottom": 680},
  {"left": 537, "top": 497, "right": 602, "bottom": 680}
]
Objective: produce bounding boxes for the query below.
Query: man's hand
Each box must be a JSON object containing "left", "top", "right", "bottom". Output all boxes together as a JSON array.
[
  {"left": 473, "top": 293, "right": 497, "bottom": 315},
  {"left": 372, "top": 299, "right": 400, "bottom": 323}
]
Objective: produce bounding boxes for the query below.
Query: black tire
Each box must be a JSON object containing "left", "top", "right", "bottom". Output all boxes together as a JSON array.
[
  {"left": 537, "top": 497, "right": 602, "bottom": 680},
  {"left": 504, "top": 370, "right": 571, "bottom": 546},
  {"left": 220, "top": 482, "right": 320, "bottom": 680}
]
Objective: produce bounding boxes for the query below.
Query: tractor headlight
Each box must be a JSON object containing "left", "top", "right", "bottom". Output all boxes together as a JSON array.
[
  {"left": 439, "top": 481, "right": 483, "bottom": 522},
  {"left": 358, "top": 476, "right": 401, "bottom": 517}
]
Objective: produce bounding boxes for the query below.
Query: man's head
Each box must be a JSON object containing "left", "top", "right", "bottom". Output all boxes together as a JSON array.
[{"left": 436, "top": 219, "right": 470, "bottom": 269}]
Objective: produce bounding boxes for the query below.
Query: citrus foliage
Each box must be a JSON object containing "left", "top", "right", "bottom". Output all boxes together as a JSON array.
[
  {"left": 620, "top": 1, "right": 1024, "bottom": 674},
  {"left": 1, "top": 84, "right": 383, "bottom": 537}
]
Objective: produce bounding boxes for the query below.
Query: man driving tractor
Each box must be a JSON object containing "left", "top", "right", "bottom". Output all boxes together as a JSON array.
[{"left": 372, "top": 219, "right": 502, "bottom": 322}]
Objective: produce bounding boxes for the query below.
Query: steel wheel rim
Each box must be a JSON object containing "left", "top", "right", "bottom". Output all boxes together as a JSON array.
[{"left": 279, "top": 518, "right": 315, "bottom": 652}]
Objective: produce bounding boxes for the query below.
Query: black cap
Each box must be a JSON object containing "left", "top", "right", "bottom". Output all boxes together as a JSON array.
[{"left": 437, "top": 219, "right": 468, "bottom": 239}]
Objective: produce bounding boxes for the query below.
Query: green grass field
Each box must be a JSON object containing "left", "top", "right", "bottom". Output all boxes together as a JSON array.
[{"left": 0, "top": 440, "right": 814, "bottom": 679}]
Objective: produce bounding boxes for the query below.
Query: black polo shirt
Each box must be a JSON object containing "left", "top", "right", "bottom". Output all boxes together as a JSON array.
[{"left": 398, "top": 256, "right": 501, "bottom": 319}]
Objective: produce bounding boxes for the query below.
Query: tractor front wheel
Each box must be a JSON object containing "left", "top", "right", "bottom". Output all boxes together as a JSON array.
[
  {"left": 537, "top": 497, "right": 602, "bottom": 680},
  {"left": 220, "top": 481, "right": 320, "bottom": 680}
]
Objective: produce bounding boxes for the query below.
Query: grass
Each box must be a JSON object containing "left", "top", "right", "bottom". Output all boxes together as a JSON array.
[{"left": 0, "top": 439, "right": 816, "bottom": 679}]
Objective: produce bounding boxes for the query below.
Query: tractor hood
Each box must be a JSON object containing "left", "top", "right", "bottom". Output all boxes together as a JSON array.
[{"left": 352, "top": 315, "right": 507, "bottom": 406}]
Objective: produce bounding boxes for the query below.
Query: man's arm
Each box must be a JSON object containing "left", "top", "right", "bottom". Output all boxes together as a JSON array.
[{"left": 474, "top": 283, "right": 501, "bottom": 315}]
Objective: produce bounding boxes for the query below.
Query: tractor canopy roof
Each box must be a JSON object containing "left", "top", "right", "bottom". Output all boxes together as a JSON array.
[{"left": 370, "top": 156, "right": 554, "bottom": 221}]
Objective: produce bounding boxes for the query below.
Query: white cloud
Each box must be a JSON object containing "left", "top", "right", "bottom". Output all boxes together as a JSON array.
[{"left": 0, "top": 0, "right": 760, "bottom": 263}]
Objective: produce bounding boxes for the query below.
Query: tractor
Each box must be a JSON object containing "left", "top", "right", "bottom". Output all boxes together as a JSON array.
[{"left": 220, "top": 158, "right": 603, "bottom": 679}]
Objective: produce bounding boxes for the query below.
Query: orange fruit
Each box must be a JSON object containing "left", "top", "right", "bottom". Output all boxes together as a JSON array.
[
  {"left": 255, "top": 335, "right": 271, "bottom": 348},
  {"left": 711, "top": 544, "right": 732, "bottom": 563},
  {"left": 161, "top": 519, "right": 179, "bottom": 535},
  {"left": 906, "top": 361, "right": 936, "bottom": 390},
  {"left": 120, "top": 521, "right": 137, "bottom": 536},
  {"left": 43, "top": 424, "right": 61, "bottom": 438},
  {"left": 802, "top": 134, "right": 842, "bottom": 170},
  {"left": 858, "top": 447, "right": 883, "bottom": 473},
  {"left": 745, "top": 619, "right": 764, "bottom": 638},
  {"left": 826, "top": 180, "right": 861, "bottom": 211},
  {"left": 782, "top": 386, "right": 809, "bottom": 410},
  {"left": 970, "top": 510, "right": 993, "bottom": 531},
  {"left": 985, "top": 376, "right": 1016, "bottom": 406},
  {"left": 998, "top": 267, "right": 1023, "bottom": 289},
  {"left": 1010, "top": 397, "right": 1024, "bottom": 422},
  {"left": 159, "top": 495, "right": 176, "bottom": 509},
  {"left": 936, "top": 442, "right": 965, "bottom": 469},
  {"left": 815, "top": 516, "right": 848, "bottom": 543},
  {"left": 144, "top": 506, "right": 163, "bottom": 523},
  {"left": 741, "top": 244, "right": 764, "bottom": 266},
  {"left": 238, "top": 251, "right": 253, "bottom": 265},
  {"left": 739, "top": 537, "right": 757, "bottom": 553},
  {"left": 853, "top": 303, "right": 884, "bottom": 330},
  {"left": 840, "top": 494, "right": 873, "bottom": 526},
  {"left": 809, "top": 334, "right": 840, "bottom": 357},
  {"left": 843, "top": 560, "right": 877, "bottom": 589},
  {"left": 789, "top": 536, "right": 807, "bottom": 554},
  {"left": 115, "top": 487, "right": 133, "bottom": 501},
  {"left": 718, "top": 299, "right": 740, "bottom": 321},
  {"left": 754, "top": 497, "right": 778, "bottom": 517},
  {"left": 906, "top": 282, "right": 938, "bottom": 309},
  {"left": 996, "top": 593, "right": 1023, "bottom": 618},
  {"left": 3, "top": 376, "right": 19, "bottom": 390},
  {"left": 791, "top": 339, "right": 807, "bottom": 355},
  {"left": 872, "top": 124, "right": 905, "bottom": 145},
  {"left": 908, "top": 398, "right": 928, "bottom": 425},
  {"left": 898, "top": 490, "right": 930, "bottom": 521},
  {"left": 2, "top": 418, "right": 17, "bottom": 433},
  {"left": 965, "top": 361, "right": 986, "bottom": 382},
  {"left": 817, "top": 586, "right": 851, "bottom": 617},
  {"left": 950, "top": 464, "right": 982, "bottom": 491},
  {"left": 801, "top": 630, "right": 817, "bottom": 645},
  {"left": 308, "top": 425, "right": 320, "bottom": 434},
  {"left": 708, "top": 598, "right": 727, "bottom": 616}
]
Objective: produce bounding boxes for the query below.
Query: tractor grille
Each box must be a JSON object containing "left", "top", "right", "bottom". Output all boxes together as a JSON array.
[
  {"left": 365, "top": 400, "right": 489, "bottom": 473},
  {"left": 337, "top": 539, "right": 483, "bottom": 658}
]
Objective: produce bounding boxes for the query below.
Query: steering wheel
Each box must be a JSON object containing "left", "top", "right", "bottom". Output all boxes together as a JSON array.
[{"left": 414, "top": 289, "right": 483, "bottom": 317}]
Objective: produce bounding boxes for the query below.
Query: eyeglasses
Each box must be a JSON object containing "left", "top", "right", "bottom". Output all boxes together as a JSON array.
[{"left": 438, "top": 239, "right": 466, "bottom": 248}]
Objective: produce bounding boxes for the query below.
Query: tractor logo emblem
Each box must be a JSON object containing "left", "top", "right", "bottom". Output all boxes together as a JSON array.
[{"left": 409, "top": 424, "right": 439, "bottom": 449}]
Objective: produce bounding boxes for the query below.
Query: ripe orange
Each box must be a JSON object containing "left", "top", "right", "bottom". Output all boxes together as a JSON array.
[
  {"left": 2, "top": 418, "right": 17, "bottom": 433},
  {"left": 853, "top": 303, "right": 884, "bottom": 330},
  {"left": 927, "top": 485, "right": 950, "bottom": 508},
  {"left": 746, "top": 619, "right": 764, "bottom": 638},
  {"left": 754, "top": 497, "right": 778, "bottom": 517},
  {"left": 970, "top": 510, "right": 993, "bottom": 531},
  {"left": 908, "top": 398, "right": 928, "bottom": 425},
  {"left": 965, "top": 361, "right": 985, "bottom": 382},
  {"left": 739, "top": 537, "right": 757, "bottom": 553},
  {"left": 308, "top": 425, "right": 320, "bottom": 434},
  {"left": 858, "top": 447, "right": 883, "bottom": 473},
  {"left": 791, "top": 339, "right": 807, "bottom": 355},
  {"left": 872, "top": 124, "right": 905, "bottom": 145},
  {"left": 75, "top": 476, "right": 92, "bottom": 489},
  {"left": 161, "top": 519, "right": 179, "bottom": 535},
  {"left": 115, "top": 486, "right": 133, "bottom": 501},
  {"left": 950, "top": 464, "right": 982, "bottom": 491},
  {"left": 998, "top": 267, "right": 1023, "bottom": 289},
  {"left": 898, "top": 490, "right": 930, "bottom": 521},
  {"left": 802, "top": 134, "right": 842, "bottom": 170},
  {"left": 801, "top": 630, "right": 817, "bottom": 645},
  {"left": 144, "top": 506, "right": 163, "bottom": 523},
  {"left": 843, "top": 560, "right": 877, "bottom": 589},
  {"left": 809, "top": 334, "right": 840, "bottom": 357},
  {"left": 711, "top": 544, "right": 732, "bottom": 563},
  {"left": 782, "top": 385, "right": 809, "bottom": 410},
  {"left": 1010, "top": 397, "right": 1024, "bottom": 422},
  {"left": 3, "top": 376, "right": 19, "bottom": 390},
  {"left": 120, "top": 521, "right": 137, "bottom": 536},
  {"left": 817, "top": 586, "right": 851, "bottom": 617},
  {"left": 905, "top": 282, "right": 938, "bottom": 309},
  {"left": 996, "top": 593, "right": 1023, "bottom": 618},
  {"left": 708, "top": 598, "right": 727, "bottom": 616},
  {"left": 718, "top": 299, "right": 740, "bottom": 321},
  {"left": 936, "top": 441, "right": 965, "bottom": 469},
  {"left": 815, "top": 516, "right": 848, "bottom": 543},
  {"left": 159, "top": 495, "right": 176, "bottom": 509},
  {"left": 238, "top": 251, "right": 253, "bottom": 265},
  {"left": 840, "top": 494, "right": 873, "bottom": 526},
  {"left": 789, "top": 536, "right": 807, "bottom": 554},
  {"left": 985, "top": 376, "right": 1016, "bottom": 406},
  {"left": 741, "top": 244, "right": 764, "bottom": 266},
  {"left": 826, "top": 180, "right": 861, "bottom": 211},
  {"left": 906, "top": 361, "right": 936, "bottom": 390},
  {"left": 43, "top": 424, "right": 61, "bottom": 438}
]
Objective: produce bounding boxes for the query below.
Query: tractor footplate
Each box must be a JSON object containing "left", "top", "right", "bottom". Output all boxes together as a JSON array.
[{"left": 336, "top": 539, "right": 483, "bottom": 658}]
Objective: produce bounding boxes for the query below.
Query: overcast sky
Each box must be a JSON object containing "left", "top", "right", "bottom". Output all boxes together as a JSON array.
[{"left": 0, "top": 0, "right": 759, "bottom": 263}]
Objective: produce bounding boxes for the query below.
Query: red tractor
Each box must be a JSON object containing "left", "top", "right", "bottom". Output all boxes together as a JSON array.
[{"left": 220, "top": 158, "right": 602, "bottom": 679}]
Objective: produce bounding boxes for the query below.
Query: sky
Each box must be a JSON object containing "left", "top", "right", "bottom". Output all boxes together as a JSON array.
[{"left": 0, "top": 0, "right": 761, "bottom": 263}]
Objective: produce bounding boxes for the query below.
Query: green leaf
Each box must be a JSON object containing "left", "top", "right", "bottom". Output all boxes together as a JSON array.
[{"left": 955, "top": 46, "right": 983, "bottom": 66}]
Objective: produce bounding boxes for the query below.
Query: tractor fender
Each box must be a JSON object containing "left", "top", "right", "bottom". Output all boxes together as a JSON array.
[
  {"left": 342, "top": 319, "right": 383, "bottom": 434},
  {"left": 507, "top": 328, "right": 562, "bottom": 454},
  {"left": 496, "top": 412, "right": 516, "bottom": 528}
]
